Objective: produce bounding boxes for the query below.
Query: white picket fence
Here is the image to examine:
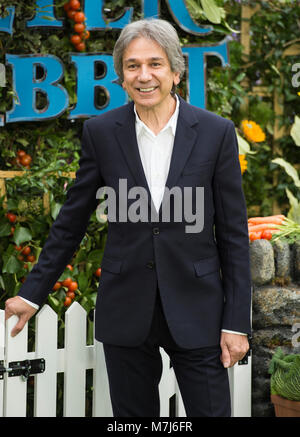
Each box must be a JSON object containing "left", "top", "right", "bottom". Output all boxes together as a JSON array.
[{"left": 0, "top": 302, "right": 251, "bottom": 417}]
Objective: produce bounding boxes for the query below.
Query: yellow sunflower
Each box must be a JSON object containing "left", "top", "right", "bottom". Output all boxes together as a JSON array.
[
  {"left": 241, "top": 120, "right": 265, "bottom": 143},
  {"left": 239, "top": 154, "right": 247, "bottom": 174}
]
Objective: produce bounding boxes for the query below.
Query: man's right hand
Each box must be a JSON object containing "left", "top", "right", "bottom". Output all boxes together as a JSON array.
[{"left": 5, "top": 296, "right": 37, "bottom": 337}]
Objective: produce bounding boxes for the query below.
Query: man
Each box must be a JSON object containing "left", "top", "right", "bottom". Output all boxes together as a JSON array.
[{"left": 5, "top": 19, "right": 251, "bottom": 417}]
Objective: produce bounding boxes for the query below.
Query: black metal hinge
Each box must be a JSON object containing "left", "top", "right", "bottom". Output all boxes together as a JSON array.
[
  {"left": 238, "top": 350, "right": 250, "bottom": 365},
  {"left": 0, "top": 358, "right": 45, "bottom": 380}
]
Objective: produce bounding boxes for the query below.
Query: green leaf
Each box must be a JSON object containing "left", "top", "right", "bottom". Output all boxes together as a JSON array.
[
  {"left": 290, "top": 115, "right": 300, "bottom": 146},
  {"left": 3, "top": 255, "right": 22, "bottom": 274},
  {"left": 48, "top": 295, "right": 60, "bottom": 311},
  {"left": 272, "top": 158, "right": 300, "bottom": 188},
  {"left": 270, "top": 64, "right": 281, "bottom": 76},
  {"left": 1, "top": 273, "right": 17, "bottom": 296},
  {"left": 78, "top": 271, "right": 88, "bottom": 292},
  {"left": 223, "top": 21, "right": 240, "bottom": 34},
  {"left": 87, "top": 249, "right": 103, "bottom": 263},
  {"left": 286, "top": 188, "right": 300, "bottom": 224},
  {"left": 200, "top": 0, "right": 223, "bottom": 24},
  {"left": 51, "top": 202, "right": 62, "bottom": 220},
  {"left": 12, "top": 225, "right": 32, "bottom": 246},
  {"left": 74, "top": 247, "right": 87, "bottom": 264},
  {"left": 16, "top": 138, "right": 29, "bottom": 147},
  {"left": 40, "top": 15, "right": 55, "bottom": 21},
  {"left": 185, "top": 0, "right": 205, "bottom": 19},
  {"left": 0, "top": 222, "right": 12, "bottom": 237},
  {"left": 236, "top": 131, "right": 256, "bottom": 155}
]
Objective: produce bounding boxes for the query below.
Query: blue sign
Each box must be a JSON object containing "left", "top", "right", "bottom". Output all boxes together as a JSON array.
[
  {"left": 6, "top": 54, "right": 69, "bottom": 123},
  {"left": 27, "top": 0, "right": 63, "bottom": 28},
  {"left": 0, "top": 7, "right": 15, "bottom": 34},
  {"left": 70, "top": 54, "right": 127, "bottom": 118},
  {"left": 1, "top": 1, "right": 231, "bottom": 124}
]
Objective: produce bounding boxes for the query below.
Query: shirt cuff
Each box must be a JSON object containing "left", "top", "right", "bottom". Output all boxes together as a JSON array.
[
  {"left": 19, "top": 297, "right": 40, "bottom": 310},
  {"left": 221, "top": 329, "right": 247, "bottom": 336}
]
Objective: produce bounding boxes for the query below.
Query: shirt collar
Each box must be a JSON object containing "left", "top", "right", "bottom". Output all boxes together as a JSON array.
[{"left": 134, "top": 94, "right": 180, "bottom": 138}]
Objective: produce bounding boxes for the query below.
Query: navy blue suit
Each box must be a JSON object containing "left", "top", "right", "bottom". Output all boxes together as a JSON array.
[
  {"left": 18, "top": 95, "right": 251, "bottom": 347},
  {"left": 18, "top": 96, "right": 251, "bottom": 416}
]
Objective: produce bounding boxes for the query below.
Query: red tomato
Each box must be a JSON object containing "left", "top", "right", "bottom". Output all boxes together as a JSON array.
[
  {"left": 74, "top": 23, "right": 85, "bottom": 33},
  {"left": 75, "top": 41, "right": 86, "bottom": 51},
  {"left": 20, "top": 154, "right": 32, "bottom": 166},
  {"left": 261, "top": 230, "right": 272, "bottom": 240},
  {"left": 7, "top": 212, "right": 17, "bottom": 223},
  {"left": 250, "top": 231, "right": 262, "bottom": 241},
  {"left": 70, "top": 34, "right": 81, "bottom": 45},
  {"left": 66, "top": 291, "right": 76, "bottom": 300},
  {"left": 74, "top": 11, "right": 85, "bottom": 23},
  {"left": 53, "top": 282, "right": 62, "bottom": 291},
  {"left": 94, "top": 268, "right": 101, "bottom": 277},
  {"left": 64, "top": 297, "right": 72, "bottom": 307},
  {"left": 67, "top": 9, "right": 76, "bottom": 19},
  {"left": 80, "top": 30, "right": 90, "bottom": 40},
  {"left": 22, "top": 246, "right": 31, "bottom": 256},
  {"left": 62, "top": 277, "right": 72, "bottom": 288},
  {"left": 68, "top": 281, "right": 78, "bottom": 292},
  {"left": 69, "top": 0, "right": 80, "bottom": 10}
]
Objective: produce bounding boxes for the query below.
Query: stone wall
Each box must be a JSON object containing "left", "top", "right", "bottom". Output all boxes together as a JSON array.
[{"left": 250, "top": 239, "right": 300, "bottom": 417}]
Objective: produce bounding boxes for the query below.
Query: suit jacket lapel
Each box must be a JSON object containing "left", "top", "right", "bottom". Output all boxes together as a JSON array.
[
  {"left": 114, "top": 102, "right": 155, "bottom": 213},
  {"left": 164, "top": 98, "right": 198, "bottom": 190}
]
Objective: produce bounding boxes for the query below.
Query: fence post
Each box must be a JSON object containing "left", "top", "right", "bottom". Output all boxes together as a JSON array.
[
  {"left": 228, "top": 358, "right": 252, "bottom": 417},
  {"left": 3, "top": 315, "right": 28, "bottom": 417},
  {"left": 63, "top": 302, "right": 87, "bottom": 417},
  {"left": 34, "top": 305, "right": 58, "bottom": 417},
  {"left": 0, "top": 310, "right": 4, "bottom": 417},
  {"left": 92, "top": 341, "right": 113, "bottom": 417},
  {"left": 159, "top": 348, "right": 178, "bottom": 417}
]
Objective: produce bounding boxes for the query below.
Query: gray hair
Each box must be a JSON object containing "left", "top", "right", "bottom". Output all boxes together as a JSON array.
[{"left": 113, "top": 18, "right": 185, "bottom": 83}]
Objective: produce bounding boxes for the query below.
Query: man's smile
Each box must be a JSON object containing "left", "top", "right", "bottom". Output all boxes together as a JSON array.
[{"left": 136, "top": 86, "right": 159, "bottom": 94}]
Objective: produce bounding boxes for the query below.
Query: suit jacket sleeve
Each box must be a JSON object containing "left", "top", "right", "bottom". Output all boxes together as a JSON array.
[
  {"left": 18, "top": 122, "right": 103, "bottom": 306},
  {"left": 213, "top": 120, "right": 252, "bottom": 335}
]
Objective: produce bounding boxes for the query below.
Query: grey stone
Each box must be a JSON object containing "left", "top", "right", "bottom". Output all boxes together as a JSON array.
[
  {"left": 273, "top": 239, "right": 291, "bottom": 278},
  {"left": 250, "top": 240, "right": 300, "bottom": 417},
  {"left": 293, "top": 240, "right": 300, "bottom": 283},
  {"left": 252, "top": 401, "right": 275, "bottom": 417},
  {"left": 250, "top": 240, "right": 275, "bottom": 285},
  {"left": 252, "top": 285, "right": 300, "bottom": 329}
]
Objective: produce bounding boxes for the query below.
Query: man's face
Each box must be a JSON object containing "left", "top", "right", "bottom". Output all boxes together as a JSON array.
[{"left": 122, "top": 37, "right": 180, "bottom": 112}]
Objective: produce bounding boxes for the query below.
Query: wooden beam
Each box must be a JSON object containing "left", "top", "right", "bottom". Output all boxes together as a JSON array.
[{"left": 0, "top": 171, "right": 76, "bottom": 212}]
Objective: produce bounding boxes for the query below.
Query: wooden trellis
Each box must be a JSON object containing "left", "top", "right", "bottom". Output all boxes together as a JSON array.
[
  {"left": 240, "top": 3, "right": 300, "bottom": 214},
  {"left": 0, "top": 170, "right": 76, "bottom": 214}
]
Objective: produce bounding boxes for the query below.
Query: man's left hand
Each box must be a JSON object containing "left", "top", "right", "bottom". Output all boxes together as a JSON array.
[{"left": 220, "top": 332, "right": 249, "bottom": 368}]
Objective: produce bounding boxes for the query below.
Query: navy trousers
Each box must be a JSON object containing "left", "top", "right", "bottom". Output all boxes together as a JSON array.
[{"left": 103, "top": 291, "right": 231, "bottom": 417}]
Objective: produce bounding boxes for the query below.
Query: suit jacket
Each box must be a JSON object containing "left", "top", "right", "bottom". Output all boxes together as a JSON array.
[{"left": 18, "top": 96, "right": 252, "bottom": 349}]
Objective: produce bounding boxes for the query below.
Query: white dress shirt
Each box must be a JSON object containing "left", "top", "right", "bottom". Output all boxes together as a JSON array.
[
  {"left": 21, "top": 95, "right": 245, "bottom": 336},
  {"left": 134, "top": 95, "right": 179, "bottom": 213}
]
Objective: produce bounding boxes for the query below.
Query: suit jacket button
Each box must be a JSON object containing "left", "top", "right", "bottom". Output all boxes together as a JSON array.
[
  {"left": 146, "top": 261, "right": 155, "bottom": 269},
  {"left": 153, "top": 227, "right": 160, "bottom": 235}
]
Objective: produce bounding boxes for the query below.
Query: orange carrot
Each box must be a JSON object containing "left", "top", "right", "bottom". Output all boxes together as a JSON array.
[
  {"left": 248, "top": 215, "right": 285, "bottom": 225},
  {"left": 247, "top": 223, "right": 281, "bottom": 232}
]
